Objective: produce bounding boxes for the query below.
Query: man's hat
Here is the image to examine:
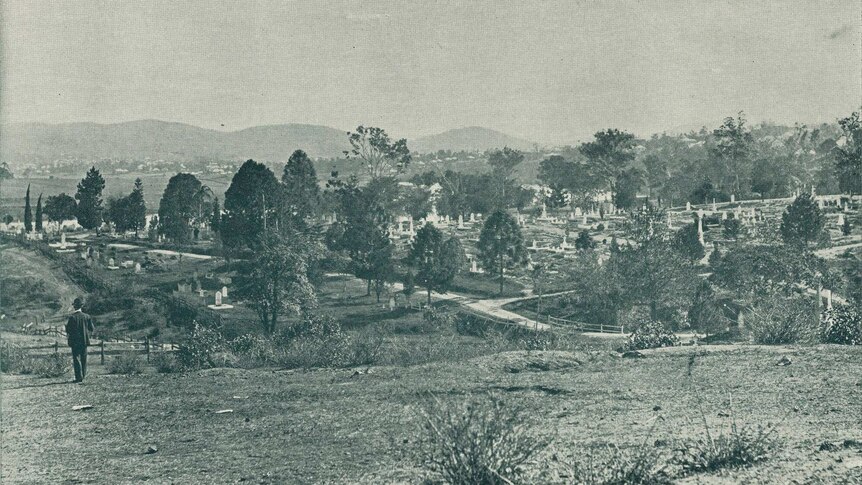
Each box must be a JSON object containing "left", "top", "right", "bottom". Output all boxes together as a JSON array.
[{"left": 72, "top": 297, "right": 84, "bottom": 309}]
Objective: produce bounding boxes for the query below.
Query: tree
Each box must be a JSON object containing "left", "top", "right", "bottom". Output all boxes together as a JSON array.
[
  {"left": 834, "top": 110, "right": 862, "bottom": 195},
  {"left": 106, "top": 196, "right": 131, "bottom": 233},
  {"left": 750, "top": 157, "right": 791, "bottom": 199},
  {"left": 282, "top": 149, "right": 320, "bottom": 223},
  {"left": 43, "top": 193, "right": 77, "bottom": 226},
  {"left": 235, "top": 229, "right": 322, "bottom": 335},
  {"left": 530, "top": 261, "right": 548, "bottom": 326},
  {"left": 487, "top": 147, "right": 524, "bottom": 208},
  {"left": 192, "top": 184, "right": 215, "bottom": 232},
  {"left": 642, "top": 154, "right": 669, "bottom": 201},
  {"left": 128, "top": 178, "right": 147, "bottom": 237},
  {"left": 477, "top": 210, "right": 527, "bottom": 294},
  {"left": 345, "top": 126, "right": 411, "bottom": 180},
  {"left": 0, "top": 162, "right": 13, "bottom": 208},
  {"left": 23, "top": 184, "right": 32, "bottom": 232},
  {"left": 842, "top": 216, "right": 852, "bottom": 237},
  {"left": 574, "top": 230, "right": 596, "bottom": 250},
  {"left": 34, "top": 193, "right": 43, "bottom": 232},
  {"left": 408, "top": 223, "right": 464, "bottom": 304},
  {"left": 403, "top": 271, "right": 416, "bottom": 305},
  {"left": 210, "top": 197, "right": 221, "bottom": 233},
  {"left": 710, "top": 244, "right": 820, "bottom": 297},
  {"left": 613, "top": 207, "right": 698, "bottom": 321},
  {"left": 615, "top": 167, "right": 644, "bottom": 210},
  {"left": 221, "top": 160, "right": 281, "bottom": 254},
  {"left": 579, "top": 129, "right": 636, "bottom": 206},
  {"left": 722, "top": 217, "right": 742, "bottom": 240},
  {"left": 673, "top": 222, "right": 705, "bottom": 262},
  {"left": 75, "top": 166, "right": 106, "bottom": 231},
  {"left": 158, "top": 173, "right": 202, "bottom": 243},
  {"left": 710, "top": 113, "right": 753, "bottom": 195},
  {"left": 780, "top": 193, "right": 824, "bottom": 248}
]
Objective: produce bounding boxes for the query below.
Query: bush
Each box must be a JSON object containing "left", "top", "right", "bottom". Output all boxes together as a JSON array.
[
  {"left": 624, "top": 320, "right": 679, "bottom": 351},
  {"left": 151, "top": 352, "right": 181, "bottom": 373},
  {"left": 746, "top": 294, "right": 818, "bottom": 345},
  {"left": 0, "top": 343, "right": 32, "bottom": 374},
  {"left": 555, "top": 443, "right": 672, "bottom": 485},
  {"left": 821, "top": 305, "right": 862, "bottom": 345},
  {"left": 278, "top": 315, "right": 353, "bottom": 369},
  {"left": 176, "top": 321, "right": 227, "bottom": 370},
  {"left": 675, "top": 416, "right": 779, "bottom": 474},
  {"left": 108, "top": 352, "right": 144, "bottom": 375},
  {"left": 31, "top": 353, "right": 71, "bottom": 378},
  {"left": 420, "top": 394, "right": 547, "bottom": 484}
]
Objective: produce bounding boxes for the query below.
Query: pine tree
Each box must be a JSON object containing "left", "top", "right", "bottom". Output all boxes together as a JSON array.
[
  {"left": 128, "top": 178, "right": 147, "bottom": 237},
  {"left": 23, "top": 184, "right": 32, "bottom": 232},
  {"left": 477, "top": 210, "right": 527, "bottom": 294},
  {"left": 780, "top": 193, "right": 824, "bottom": 248},
  {"left": 75, "top": 166, "right": 106, "bottom": 231},
  {"left": 35, "top": 193, "right": 43, "bottom": 232}
]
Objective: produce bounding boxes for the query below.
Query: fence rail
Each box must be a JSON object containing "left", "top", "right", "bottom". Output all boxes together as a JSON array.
[
  {"left": 545, "top": 315, "right": 625, "bottom": 334},
  {"left": 5, "top": 327, "right": 177, "bottom": 365}
]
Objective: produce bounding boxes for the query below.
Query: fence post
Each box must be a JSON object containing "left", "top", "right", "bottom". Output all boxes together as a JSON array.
[
  {"left": 100, "top": 341, "right": 105, "bottom": 364},
  {"left": 600, "top": 324, "right": 604, "bottom": 333},
  {"left": 145, "top": 337, "right": 150, "bottom": 362}
]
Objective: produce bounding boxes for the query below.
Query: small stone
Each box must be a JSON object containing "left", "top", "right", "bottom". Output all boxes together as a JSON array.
[
  {"left": 146, "top": 445, "right": 158, "bottom": 454},
  {"left": 776, "top": 356, "right": 792, "bottom": 366},
  {"left": 652, "top": 405, "right": 662, "bottom": 412},
  {"left": 622, "top": 350, "right": 645, "bottom": 359}
]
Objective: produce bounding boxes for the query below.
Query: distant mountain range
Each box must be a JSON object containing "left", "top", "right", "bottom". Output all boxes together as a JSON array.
[{"left": 0, "top": 120, "right": 538, "bottom": 164}]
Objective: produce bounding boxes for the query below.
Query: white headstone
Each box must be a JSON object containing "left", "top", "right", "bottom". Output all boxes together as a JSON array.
[
  {"left": 134, "top": 262, "right": 142, "bottom": 273},
  {"left": 712, "top": 199, "right": 717, "bottom": 211},
  {"left": 409, "top": 219, "right": 414, "bottom": 234},
  {"left": 686, "top": 202, "right": 691, "bottom": 211},
  {"left": 222, "top": 286, "right": 228, "bottom": 298},
  {"left": 837, "top": 214, "right": 845, "bottom": 227},
  {"left": 575, "top": 207, "right": 582, "bottom": 216},
  {"left": 697, "top": 213, "right": 705, "bottom": 246},
  {"left": 388, "top": 296, "right": 396, "bottom": 311},
  {"left": 531, "top": 239, "right": 537, "bottom": 249},
  {"left": 471, "top": 260, "right": 478, "bottom": 273},
  {"left": 60, "top": 232, "right": 66, "bottom": 246},
  {"left": 470, "top": 213, "right": 475, "bottom": 222},
  {"left": 109, "top": 258, "right": 115, "bottom": 267},
  {"left": 458, "top": 214, "right": 464, "bottom": 228},
  {"left": 199, "top": 289, "right": 206, "bottom": 298},
  {"left": 730, "top": 194, "right": 735, "bottom": 203},
  {"left": 582, "top": 215, "right": 588, "bottom": 225},
  {"left": 721, "top": 211, "right": 727, "bottom": 221},
  {"left": 215, "top": 290, "right": 222, "bottom": 306}
]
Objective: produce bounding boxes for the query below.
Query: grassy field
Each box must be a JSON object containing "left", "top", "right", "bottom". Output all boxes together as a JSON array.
[{"left": 2, "top": 344, "right": 861, "bottom": 483}]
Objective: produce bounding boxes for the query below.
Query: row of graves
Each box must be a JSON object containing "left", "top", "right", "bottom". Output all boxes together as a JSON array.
[{"left": 175, "top": 271, "right": 235, "bottom": 310}]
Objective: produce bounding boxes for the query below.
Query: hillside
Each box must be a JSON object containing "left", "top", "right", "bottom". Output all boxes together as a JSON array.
[
  {"left": 411, "top": 126, "right": 537, "bottom": 153},
  {"left": 0, "top": 120, "right": 350, "bottom": 163}
]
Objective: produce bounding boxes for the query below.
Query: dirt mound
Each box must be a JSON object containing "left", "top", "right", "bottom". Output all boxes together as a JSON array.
[{"left": 469, "top": 351, "right": 584, "bottom": 373}]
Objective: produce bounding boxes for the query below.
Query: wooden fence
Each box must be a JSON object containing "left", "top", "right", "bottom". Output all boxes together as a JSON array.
[
  {"left": 545, "top": 315, "right": 626, "bottom": 334},
  {"left": 9, "top": 327, "right": 177, "bottom": 364}
]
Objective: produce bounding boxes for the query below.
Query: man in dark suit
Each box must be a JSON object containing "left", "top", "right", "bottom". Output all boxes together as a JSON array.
[{"left": 66, "top": 297, "right": 95, "bottom": 383}]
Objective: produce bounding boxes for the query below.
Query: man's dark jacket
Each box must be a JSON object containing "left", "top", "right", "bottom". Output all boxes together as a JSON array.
[{"left": 66, "top": 310, "right": 95, "bottom": 348}]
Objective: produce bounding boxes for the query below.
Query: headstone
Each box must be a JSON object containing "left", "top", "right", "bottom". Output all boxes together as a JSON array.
[
  {"left": 667, "top": 212, "right": 673, "bottom": 229},
  {"left": 532, "top": 239, "right": 537, "bottom": 249},
  {"left": 686, "top": 201, "right": 691, "bottom": 211},
  {"left": 222, "top": 286, "right": 228, "bottom": 298},
  {"left": 470, "top": 260, "right": 479, "bottom": 273},
  {"left": 720, "top": 211, "right": 727, "bottom": 221},
  {"left": 109, "top": 258, "right": 115, "bottom": 267},
  {"left": 60, "top": 232, "right": 66, "bottom": 247},
  {"left": 575, "top": 207, "right": 582, "bottom": 216},
  {"left": 470, "top": 213, "right": 475, "bottom": 222},
  {"left": 388, "top": 296, "right": 396, "bottom": 311},
  {"left": 458, "top": 214, "right": 464, "bottom": 229},
  {"left": 134, "top": 262, "right": 142, "bottom": 274},
  {"left": 697, "top": 213, "right": 705, "bottom": 246},
  {"left": 199, "top": 289, "right": 206, "bottom": 298},
  {"left": 81, "top": 251, "right": 88, "bottom": 260},
  {"left": 215, "top": 290, "right": 223, "bottom": 307},
  {"left": 837, "top": 214, "right": 845, "bottom": 227},
  {"left": 582, "top": 215, "right": 588, "bottom": 225},
  {"left": 409, "top": 219, "right": 414, "bottom": 234},
  {"left": 730, "top": 194, "right": 735, "bottom": 203},
  {"left": 712, "top": 199, "right": 717, "bottom": 212}
]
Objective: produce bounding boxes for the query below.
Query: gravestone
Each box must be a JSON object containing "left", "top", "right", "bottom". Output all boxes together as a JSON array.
[
  {"left": 730, "top": 194, "right": 735, "bottom": 203},
  {"left": 388, "top": 296, "right": 396, "bottom": 311},
  {"left": 222, "top": 286, "right": 228, "bottom": 298},
  {"left": 837, "top": 214, "right": 845, "bottom": 227},
  {"left": 470, "top": 213, "right": 475, "bottom": 222},
  {"left": 134, "top": 263, "right": 142, "bottom": 273},
  {"left": 215, "top": 290, "right": 223, "bottom": 307},
  {"left": 686, "top": 202, "right": 691, "bottom": 211},
  {"left": 458, "top": 214, "right": 464, "bottom": 229},
  {"left": 109, "top": 258, "right": 115, "bottom": 267}
]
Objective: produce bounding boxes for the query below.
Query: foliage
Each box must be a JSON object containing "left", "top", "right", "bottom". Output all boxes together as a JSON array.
[
  {"left": 745, "top": 293, "right": 818, "bottom": 345},
  {"left": 579, "top": 128, "right": 636, "bottom": 203},
  {"left": 282, "top": 149, "right": 320, "bottom": 224},
  {"left": 487, "top": 147, "right": 525, "bottom": 209},
  {"left": 707, "top": 244, "right": 722, "bottom": 268},
  {"left": 710, "top": 244, "right": 820, "bottom": 297},
  {"left": 106, "top": 182, "right": 146, "bottom": 235},
  {"left": 623, "top": 319, "right": 680, "bottom": 350},
  {"left": 221, "top": 160, "right": 282, "bottom": 253},
  {"left": 345, "top": 125, "right": 411, "bottom": 179},
  {"left": 780, "top": 193, "right": 824, "bottom": 247},
  {"left": 235, "top": 229, "right": 322, "bottom": 335},
  {"left": 555, "top": 442, "right": 672, "bottom": 485},
  {"left": 420, "top": 394, "right": 547, "bottom": 485},
  {"left": 108, "top": 353, "right": 144, "bottom": 375},
  {"left": 710, "top": 112, "right": 753, "bottom": 195},
  {"left": 842, "top": 216, "right": 851, "bottom": 236},
  {"left": 820, "top": 304, "right": 862, "bottom": 345},
  {"left": 833, "top": 109, "right": 861, "bottom": 195},
  {"left": 33, "top": 353, "right": 71, "bottom": 378},
  {"left": 75, "top": 166, "right": 106, "bottom": 230},
  {"left": 615, "top": 167, "right": 644, "bottom": 210},
  {"left": 688, "top": 281, "right": 731, "bottom": 335},
  {"left": 673, "top": 222, "right": 705, "bottom": 262},
  {"left": 722, "top": 217, "right": 742, "bottom": 239},
  {"left": 477, "top": 210, "right": 527, "bottom": 294},
  {"left": 176, "top": 322, "right": 227, "bottom": 370},
  {"left": 158, "top": 172, "right": 202, "bottom": 243},
  {"left": 34, "top": 193, "right": 43, "bottom": 231},
  {"left": 402, "top": 271, "right": 416, "bottom": 301},
  {"left": 574, "top": 230, "right": 596, "bottom": 250},
  {"left": 0, "top": 343, "right": 32, "bottom": 374},
  {"left": 152, "top": 352, "right": 180, "bottom": 373},
  {"left": 408, "top": 223, "right": 464, "bottom": 303},
  {"left": 675, "top": 408, "right": 779, "bottom": 475},
  {"left": 23, "top": 184, "right": 32, "bottom": 232}
]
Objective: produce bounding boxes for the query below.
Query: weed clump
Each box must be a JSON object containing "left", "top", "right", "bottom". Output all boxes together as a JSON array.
[
  {"left": 624, "top": 320, "right": 679, "bottom": 351},
  {"left": 420, "top": 394, "right": 547, "bottom": 484},
  {"left": 108, "top": 353, "right": 144, "bottom": 375},
  {"left": 554, "top": 443, "right": 672, "bottom": 484}
]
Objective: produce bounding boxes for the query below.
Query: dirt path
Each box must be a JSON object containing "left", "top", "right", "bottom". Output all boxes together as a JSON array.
[{"left": 1, "top": 246, "right": 85, "bottom": 327}]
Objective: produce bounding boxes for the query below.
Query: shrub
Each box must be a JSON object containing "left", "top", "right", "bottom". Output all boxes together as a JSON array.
[
  {"left": 108, "top": 352, "right": 144, "bottom": 375},
  {"left": 424, "top": 306, "right": 456, "bottom": 330},
  {"left": 33, "top": 353, "right": 70, "bottom": 378},
  {"left": 746, "top": 294, "right": 818, "bottom": 345},
  {"left": 151, "top": 352, "right": 181, "bottom": 373},
  {"left": 0, "top": 343, "right": 32, "bottom": 374},
  {"left": 555, "top": 443, "right": 672, "bottom": 484},
  {"left": 722, "top": 218, "right": 742, "bottom": 239},
  {"left": 420, "top": 394, "right": 547, "bottom": 484},
  {"left": 821, "top": 305, "right": 862, "bottom": 345},
  {"left": 278, "top": 315, "right": 353, "bottom": 369},
  {"left": 176, "top": 321, "right": 227, "bottom": 370},
  {"left": 675, "top": 414, "right": 779, "bottom": 475},
  {"left": 624, "top": 320, "right": 679, "bottom": 351}
]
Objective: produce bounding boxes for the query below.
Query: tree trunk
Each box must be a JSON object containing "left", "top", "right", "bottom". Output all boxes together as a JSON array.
[
  {"left": 650, "top": 300, "right": 658, "bottom": 321},
  {"left": 499, "top": 253, "right": 504, "bottom": 295},
  {"left": 366, "top": 279, "right": 371, "bottom": 296}
]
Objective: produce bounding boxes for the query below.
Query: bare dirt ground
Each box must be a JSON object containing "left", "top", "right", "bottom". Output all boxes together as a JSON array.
[{"left": 2, "top": 345, "right": 861, "bottom": 484}]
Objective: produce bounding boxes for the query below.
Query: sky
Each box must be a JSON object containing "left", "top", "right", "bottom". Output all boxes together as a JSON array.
[{"left": 1, "top": 0, "right": 860, "bottom": 145}]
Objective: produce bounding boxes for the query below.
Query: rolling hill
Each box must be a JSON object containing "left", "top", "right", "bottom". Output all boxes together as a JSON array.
[{"left": 410, "top": 126, "right": 536, "bottom": 153}]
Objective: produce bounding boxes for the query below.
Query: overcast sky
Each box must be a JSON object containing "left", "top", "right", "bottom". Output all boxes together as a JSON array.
[{"left": 1, "top": 0, "right": 859, "bottom": 145}]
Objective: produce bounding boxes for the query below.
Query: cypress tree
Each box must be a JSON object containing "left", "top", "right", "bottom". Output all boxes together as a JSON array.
[
  {"left": 23, "top": 184, "right": 32, "bottom": 232},
  {"left": 35, "top": 193, "right": 43, "bottom": 232}
]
